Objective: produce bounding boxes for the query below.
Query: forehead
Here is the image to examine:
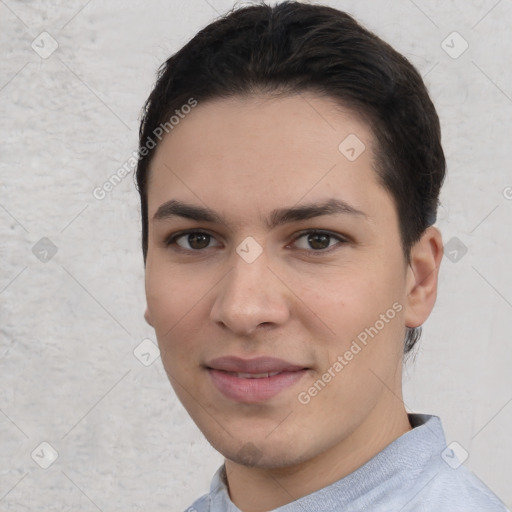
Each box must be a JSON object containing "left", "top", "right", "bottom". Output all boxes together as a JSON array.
[{"left": 146, "top": 93, "right": 393, "bottom": 228}]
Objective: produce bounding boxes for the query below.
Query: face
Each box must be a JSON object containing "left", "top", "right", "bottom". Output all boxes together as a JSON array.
[{"left": 144, "top": 93, "right": 415, "bottom": 468}]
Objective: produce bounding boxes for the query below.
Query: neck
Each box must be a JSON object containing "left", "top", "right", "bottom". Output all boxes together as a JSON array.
[{"left": 224, "top": 400, "right": 412, "bottom": 512}]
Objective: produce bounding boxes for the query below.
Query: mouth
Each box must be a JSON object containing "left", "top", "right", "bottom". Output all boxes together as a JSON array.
[
  {"left": 218, "top": 370, "right": 283, "bottom": 379},
  {"left": 205, "top": 356, "right": 309, "bottom": 403},
  {"left": 205, "top": 355, "right": 307, "bottom": 373}
]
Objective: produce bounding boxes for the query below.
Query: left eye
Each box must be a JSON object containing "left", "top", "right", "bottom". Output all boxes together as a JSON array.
[{"left": 292, "top": 231, "right": 345, "bottom": 251}]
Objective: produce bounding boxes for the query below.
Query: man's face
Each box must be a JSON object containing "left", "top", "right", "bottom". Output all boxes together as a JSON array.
[{"left": 144, "top": 93, "right": 411, "bottom": 468}]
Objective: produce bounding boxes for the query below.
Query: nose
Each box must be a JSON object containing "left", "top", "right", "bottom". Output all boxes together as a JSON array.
[{"left": 210, "top": 251, "right": 291, "bottom": 336}]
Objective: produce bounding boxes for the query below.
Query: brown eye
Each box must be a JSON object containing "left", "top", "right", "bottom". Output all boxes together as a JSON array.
[
  {"left": 307, "top": 233, "right": 331, "bottom": 250},
  {"left": 187, "top": 233, "right": 211, "bottom": 249},
  {"left": 168, "top": 231, "right": 220, "bottom": 251},
  {"left": 292, "top": 230, "right": 346, "bottom": 252}
]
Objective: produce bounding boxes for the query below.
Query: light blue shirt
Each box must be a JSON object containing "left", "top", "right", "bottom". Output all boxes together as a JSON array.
[{"left": 185, "top": 413, "right": 509, "bottom": 511}]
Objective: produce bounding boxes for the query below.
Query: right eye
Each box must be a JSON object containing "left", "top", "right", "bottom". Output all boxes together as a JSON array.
[{"left": 165, "top": 230, "right": 221, "bottom": 252}]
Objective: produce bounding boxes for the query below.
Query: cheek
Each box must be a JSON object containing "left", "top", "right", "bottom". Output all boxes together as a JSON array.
[
  {"left": 146, "top": 273, "right": 180, "bottom": 331},
  {"left": 296, "top": 274, "right": 406, "bottom": 413},
  {"left": 294, "top": 260, "right": 407, "bottom": 382},
  {"left": 298, "top": 267, "right": 404, "bottom": 335},
  {"left": 145, "top": 263, "right": 208, "bottom": 356}
]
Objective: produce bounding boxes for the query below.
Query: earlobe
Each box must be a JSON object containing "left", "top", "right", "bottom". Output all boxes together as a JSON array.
[
  {"left": 404, "top": 226, "right": 444, "bottom": 328},
  {"left": 144, "top": 307, "right": 154, "bottom": 327}
]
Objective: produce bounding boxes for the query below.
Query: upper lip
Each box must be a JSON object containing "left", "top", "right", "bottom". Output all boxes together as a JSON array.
[{"left": 206, "top": 356, "right": 307, "bottom": 374}]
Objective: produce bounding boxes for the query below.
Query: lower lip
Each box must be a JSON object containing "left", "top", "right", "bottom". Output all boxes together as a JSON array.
[{"left": 207, "top": 368, "right": 307, "bottom": 403}]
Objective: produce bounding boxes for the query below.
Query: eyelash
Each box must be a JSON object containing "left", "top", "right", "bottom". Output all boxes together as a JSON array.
[{"left": 164, "top": 229, "right": 349, "bottom": 255}]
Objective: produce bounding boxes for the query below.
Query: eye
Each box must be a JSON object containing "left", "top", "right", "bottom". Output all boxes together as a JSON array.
[
  {"left": 291, "top": 230, "right": 347, "bottom": 252},
  {"left": 166, "top": 231, "right": 220, "bottom": 251}
]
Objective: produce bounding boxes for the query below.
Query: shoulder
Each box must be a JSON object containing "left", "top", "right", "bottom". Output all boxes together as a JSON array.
[{"left": 403, "top": 462, "right": 509, "bottom": 512}]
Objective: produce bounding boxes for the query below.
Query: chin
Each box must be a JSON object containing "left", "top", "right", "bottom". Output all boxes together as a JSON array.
[
  {"left": 228, "top": 447, "right": 307, "bottom": 469},
  {"left": 208, "top": 430, "right": 314, "bottom": 470}
]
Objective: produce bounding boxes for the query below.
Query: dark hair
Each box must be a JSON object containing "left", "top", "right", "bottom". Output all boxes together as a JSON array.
[{"left": 135, "top": 1, "right": 445, "bottom": 355}]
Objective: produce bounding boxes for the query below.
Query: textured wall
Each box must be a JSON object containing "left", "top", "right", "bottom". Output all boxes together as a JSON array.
[{"left": 1, "top": 0, "right": 510, "bottom": 510}]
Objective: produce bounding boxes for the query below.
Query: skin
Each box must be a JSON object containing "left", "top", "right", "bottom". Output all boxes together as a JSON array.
[{"left": 143, "top": 92, "right": 443, "bottom": 511}]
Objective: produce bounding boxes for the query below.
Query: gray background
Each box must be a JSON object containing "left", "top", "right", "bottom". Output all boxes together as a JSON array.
[{"left": 1, "top": 0, "right": 511, "bottom": 510}]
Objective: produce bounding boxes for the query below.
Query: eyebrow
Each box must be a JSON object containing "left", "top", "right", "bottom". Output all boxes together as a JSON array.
[{"left": 152, "top": 198, "right": 367, "bottom": 229}]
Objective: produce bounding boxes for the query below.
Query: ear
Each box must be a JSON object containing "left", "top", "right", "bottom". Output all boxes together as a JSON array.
[
  {"left": 404, "top": 226, "right": 444, "bottom": 328},
  {"left": 144, "top": 307, "right": 154, "bottom": 327}
]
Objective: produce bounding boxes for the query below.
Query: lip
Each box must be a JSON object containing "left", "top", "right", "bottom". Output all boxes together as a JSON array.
[
  {"left": 205, "top": 356, "right": 308, "bottom": 403},
  {"left": 206, "top": 356, "right": 306, "bottom": 373}
]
